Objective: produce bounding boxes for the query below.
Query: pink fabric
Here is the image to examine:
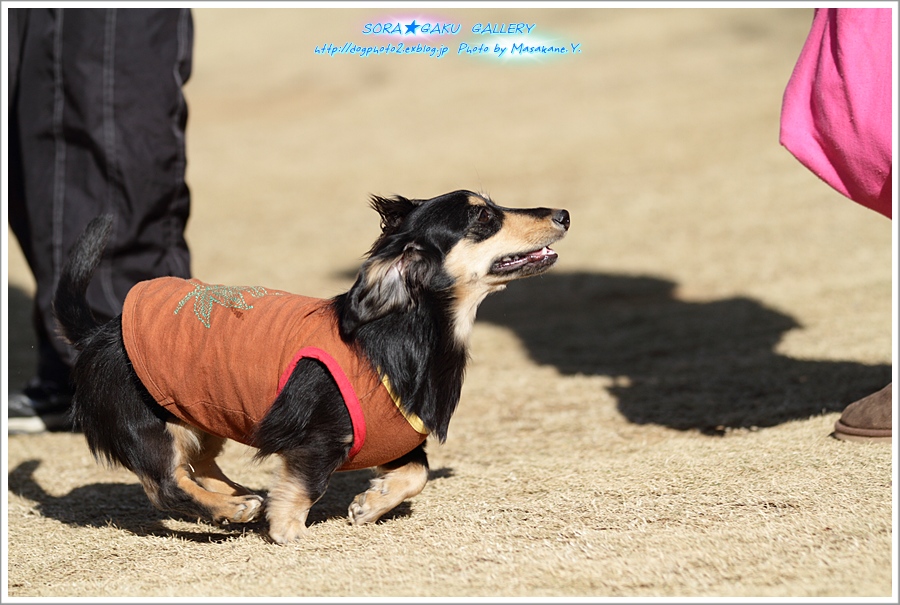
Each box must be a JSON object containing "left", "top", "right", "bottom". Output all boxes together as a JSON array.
[
  {"left": 780, "top": 8, "right": 893, "bottom": 218},
  {"left": 279, "top": 347, "right": 367, "bottom": 461}
]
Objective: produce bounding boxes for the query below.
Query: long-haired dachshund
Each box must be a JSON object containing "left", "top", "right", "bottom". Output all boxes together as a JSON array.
[{"left": 54, "top": 190, "right": 569, "bottom": 543}]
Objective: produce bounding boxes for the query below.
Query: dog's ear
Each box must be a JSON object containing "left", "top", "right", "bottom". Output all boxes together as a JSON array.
[
  {"left": 340, "top": 241, "right": 438, "bottom": 336},
  {"left": 370, "top": 195, "right": 420, "bottom": 236}
]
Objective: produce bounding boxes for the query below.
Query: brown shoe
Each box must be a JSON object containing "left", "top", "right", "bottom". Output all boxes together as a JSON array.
[{"left": 833, "top": 383, "right": 892, "bottom": 443}]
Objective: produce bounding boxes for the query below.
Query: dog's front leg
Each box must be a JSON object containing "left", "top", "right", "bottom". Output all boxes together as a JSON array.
[
  {"left": 266, "top": 463, "right": 315, "bottom": 544},
  {"left": 256, "top": 358, "right": 357, "bottom": 544},
  {"left": 349, "top": 445, "right": 428, "bottom": 525},
  {"left": 266, "top": 443, "right": 345, "bottom": 544}
]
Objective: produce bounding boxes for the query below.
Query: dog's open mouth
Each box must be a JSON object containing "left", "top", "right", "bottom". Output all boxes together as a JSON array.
[{"left": 490, "top": 246, "right": 558, "bottom": 275}]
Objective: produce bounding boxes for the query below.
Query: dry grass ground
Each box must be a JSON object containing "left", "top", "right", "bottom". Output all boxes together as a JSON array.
[{"left": 4, "top": 7, "right": 896, "bottom": 599}]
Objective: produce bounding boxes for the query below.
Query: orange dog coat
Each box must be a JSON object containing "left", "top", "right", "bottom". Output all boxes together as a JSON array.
[{"left": 121, "top": 277, "right": 428, "bottom": 471}]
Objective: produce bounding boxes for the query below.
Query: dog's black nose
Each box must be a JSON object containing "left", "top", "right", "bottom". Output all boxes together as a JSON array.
[{"left": 553, "top": 209, "right": 570, "bottom": 231}]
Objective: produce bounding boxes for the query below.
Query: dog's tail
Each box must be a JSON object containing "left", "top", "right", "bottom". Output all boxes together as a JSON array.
[{"left": 53, "top": 214, "right": 113, "bottom": 348}]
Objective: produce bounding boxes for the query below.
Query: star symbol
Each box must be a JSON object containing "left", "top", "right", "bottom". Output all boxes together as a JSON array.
[{"left": 405, "top": 20, "right": 420, "bottom": 35}]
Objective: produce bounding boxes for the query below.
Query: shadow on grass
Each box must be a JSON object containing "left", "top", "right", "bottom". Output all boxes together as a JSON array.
[
  {"left": 7, "top": 459, "right": 253, "bottom": 542},
  {"left": 8, "top": 458, "right": 454, "bottom": 540},
  {"left": 308, "top": 466, "right": 454, "bottom": 525},
  {"left": 477, "top": 271, "right": 890, "bottom": 435}
]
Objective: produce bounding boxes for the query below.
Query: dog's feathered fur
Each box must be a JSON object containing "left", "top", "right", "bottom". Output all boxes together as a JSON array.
[{"left": 55, "top": 190, "right": 569, "bottom": 543}]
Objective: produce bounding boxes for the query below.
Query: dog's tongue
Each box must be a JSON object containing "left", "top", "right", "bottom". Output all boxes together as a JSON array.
[{"left": 529, "top": 247, "right": 556, "bottom": 262}]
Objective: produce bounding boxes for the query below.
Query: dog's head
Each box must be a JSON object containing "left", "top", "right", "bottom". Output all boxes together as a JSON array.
[{"left": 340, "top": 190, "right": 570, "bottom": 341}]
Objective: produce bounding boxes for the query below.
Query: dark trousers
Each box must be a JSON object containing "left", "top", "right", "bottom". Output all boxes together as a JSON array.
[{"left": 8, "top": 8, "right": 193, "bottom": 387}]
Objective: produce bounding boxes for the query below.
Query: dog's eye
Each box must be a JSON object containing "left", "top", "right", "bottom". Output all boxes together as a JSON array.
[{"left": 476, "top": 208, "right": 492, "bottom": 224}]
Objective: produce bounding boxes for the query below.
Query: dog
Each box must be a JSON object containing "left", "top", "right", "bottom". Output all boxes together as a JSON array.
[{"left": 54, "top": 190, "right": 569, "bottom": 543}]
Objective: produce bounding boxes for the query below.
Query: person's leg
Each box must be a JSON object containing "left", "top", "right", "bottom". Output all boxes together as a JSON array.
[
  {"left": 781, "top": 9, "right": 892, "bottom": 443},
  {"left": 8, "top": 8, "right": 193, "bottom": 433},
  {"left": 8, "top": 7, "right": 78, "bottom": 432}
]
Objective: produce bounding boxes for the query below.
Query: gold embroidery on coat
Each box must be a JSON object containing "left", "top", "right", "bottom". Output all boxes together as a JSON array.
[{"left": 174, "top": 282, "right": 280, "bottom": 328}]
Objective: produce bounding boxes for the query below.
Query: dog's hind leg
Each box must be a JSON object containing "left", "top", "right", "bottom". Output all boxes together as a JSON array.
[
  {"left": 68, "top": 321, "right": 244, "bottom": 523},
  {"left": 348, "top": 444, "right": 429, "bottom": 526},
  {"left": 164, "top": 423, "right": 264, "bottom": 525},
  {"left": 178, "top": 430, "right": 255, "bottom": 497},
  {"left": 67, "top": 304, "right": 262, "bottom": 526}
]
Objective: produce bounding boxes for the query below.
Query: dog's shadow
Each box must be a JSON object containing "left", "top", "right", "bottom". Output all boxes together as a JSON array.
[
  {"left": 6, "top": 459, "right": 206, "bottom": 540},
  {"left": 7, "top": 459, "right": 453, "bottom": 541},
  {"left": 477, "top": 271, "right": 891, "bottom": 434}
]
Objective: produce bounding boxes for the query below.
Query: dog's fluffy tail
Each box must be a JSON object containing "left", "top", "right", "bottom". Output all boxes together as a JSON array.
[{"left": 53, "top": 214, "right": 113, "bottom": 348}]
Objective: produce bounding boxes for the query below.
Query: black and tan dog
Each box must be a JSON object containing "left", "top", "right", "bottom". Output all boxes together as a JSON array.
[{"left": 54, "top": 190, "right": 569, "bottom": 543}]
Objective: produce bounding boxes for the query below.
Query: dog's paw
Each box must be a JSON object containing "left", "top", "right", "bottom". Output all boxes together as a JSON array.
[
  {"left": 348, "top": 490, "right": 381, "bottom": 525},
  {"left": 214, "top": 494, "right": 264, "bottom": 525},
  {"left": 267, "top": 518, "right": 309, "bottom": 544}
]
